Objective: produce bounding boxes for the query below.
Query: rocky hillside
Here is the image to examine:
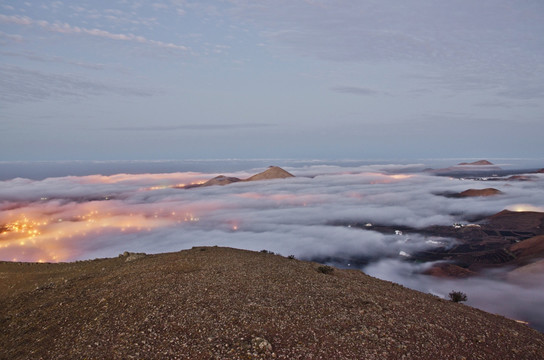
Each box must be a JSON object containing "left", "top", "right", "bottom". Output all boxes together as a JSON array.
[{"left": 1, "top": 247, "right": 543, "bottom": 359}]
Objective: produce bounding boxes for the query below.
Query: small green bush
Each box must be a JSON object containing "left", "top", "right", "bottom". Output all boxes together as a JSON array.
[
  {"left": 448, "top": 290, "right": 467, "bottom": 303},
  {"left": 317, "top": 265, "right": 334, "bottom": 274}
]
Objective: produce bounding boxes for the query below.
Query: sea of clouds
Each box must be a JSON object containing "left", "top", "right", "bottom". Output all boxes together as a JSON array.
[{"left": 1, "top": 163, "right": 543, "bottom": 330}]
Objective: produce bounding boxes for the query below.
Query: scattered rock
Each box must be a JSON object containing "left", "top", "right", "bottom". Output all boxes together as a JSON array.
[
  {"left": 1, "top": 247, "right": 543, "bottom": 359},
  {"left": 251, "top": 337, "right": 273, "bottom": 353},
  {"left": 120, "top": 252, "right": 147, "bottom": 262}
]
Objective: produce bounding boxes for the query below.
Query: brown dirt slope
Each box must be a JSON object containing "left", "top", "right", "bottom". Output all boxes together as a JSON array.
[
  {"left": 507, "top": 259, "right": 544, "bottom": 286},
  {"left": 487, "top": 210, "right": 544, "bottom": 232},
  {"left": 1, "top": 247, "right": 543, "bottom": 359},
  {"left": 509, "top": 259, "right": 544, "bottom": 276},
  {"left": 510, "top": 235, "right": 544, "bottom": 261}
]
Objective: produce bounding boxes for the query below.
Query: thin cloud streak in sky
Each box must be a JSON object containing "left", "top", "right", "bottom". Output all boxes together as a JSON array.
[
  {"left": 0, "top": 14, "right": 188, "bottom": 51},
  {"left": 103, "top": 124, "right": 276, "bottom": 131},
  {"left": 330, "top": 86, "right": 381, "bottom": 96},
  {"left": 0, "top": 65, "right": 154, "bottom": 102},
  {"left": 0, "top": 51, "right": 108, "bottom": 70}
]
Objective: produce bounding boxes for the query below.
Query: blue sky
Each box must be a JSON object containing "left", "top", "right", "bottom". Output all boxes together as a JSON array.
[{"left": 1, "top": 1, "right": 543, "bottom": 161}]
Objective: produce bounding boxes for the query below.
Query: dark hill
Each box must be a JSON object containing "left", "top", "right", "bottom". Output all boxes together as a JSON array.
[
  {"left": 458, "top": 160, "right": 494, "bottom": 166},
  {"left": 1, "top": 247, "right": 543, "bottom": 359}
]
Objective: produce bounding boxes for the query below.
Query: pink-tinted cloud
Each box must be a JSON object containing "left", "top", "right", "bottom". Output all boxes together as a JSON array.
[{"left": 0, "top": 14, "right": 188, "bottom": 51}]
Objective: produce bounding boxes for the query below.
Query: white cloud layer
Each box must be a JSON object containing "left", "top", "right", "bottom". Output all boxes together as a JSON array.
[{"left": 1, "top": 164, "right": 543, "bottom": 328}]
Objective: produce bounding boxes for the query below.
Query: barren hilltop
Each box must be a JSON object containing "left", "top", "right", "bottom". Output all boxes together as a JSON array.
[
  {"left": 428, "top": 160, "right": 503, "bottom": 175},
  {"left": 458, "top": 160, "right": 495, "bottom": 166},
  {"left": 1, "top": 247, "right": 543, "bottom": 359},
  {"left": 457, "top": 188, "right": 503, "bottom": 197},
  {"left": 245, "top": 166, "right": 295, "bottom": 181},
  {"left": 187, "top": 166, "right": 295, "bottom": 188}
]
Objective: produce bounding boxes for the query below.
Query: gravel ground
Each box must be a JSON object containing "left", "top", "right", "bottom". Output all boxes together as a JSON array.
[{"left": 1, "top": 246, "right": 543, "bottom": 359}]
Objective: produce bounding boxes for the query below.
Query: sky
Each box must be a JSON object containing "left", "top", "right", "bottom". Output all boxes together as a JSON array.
[
  {"left": 1, "top": 163, "right": 544, "bottom": 329},
  {"left": 1, "top": 1, "right": 544, "bottom": 161}
]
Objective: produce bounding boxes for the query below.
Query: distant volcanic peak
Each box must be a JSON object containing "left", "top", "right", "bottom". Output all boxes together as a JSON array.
[
  {"left": 186, "top": 166, "right": 294, "bottom": 189},
  {"left": 430, "top": 160, "right": 501, "bottom": 174},
  {"left": 245, "top": 166, "right": 295, "bottom": 182},
  {"left": 458, "top": 160, "right": 494, "bottom": 166},
  {"left": 458, "top": 188, "right": 503, "bottom": 197},
  {"left": 200, "top": 175, "right": 242, "bottom": 187}
]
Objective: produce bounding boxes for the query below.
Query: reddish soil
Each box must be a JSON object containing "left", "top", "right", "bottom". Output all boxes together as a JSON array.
[{"left": 510, "top": 235, "right": 544, "bottom": 262}]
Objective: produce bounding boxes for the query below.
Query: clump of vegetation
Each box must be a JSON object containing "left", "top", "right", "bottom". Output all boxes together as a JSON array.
[
  {"left": 287, "top": 255, "right": 296, "bottom": 260},
  {"left": 317, "top": 265, "right": 334, "bottom": 274},
  {"left": 260, "top": 249, "right": 275, "bottom": 255},
  {"left": 448, "top": 290, "right": 468, "bottom": 303}
]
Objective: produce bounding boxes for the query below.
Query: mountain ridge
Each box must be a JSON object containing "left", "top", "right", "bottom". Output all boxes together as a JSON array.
[
  {"left": 187, "top": 166, "right": 295, "bottom": 188},
  {"left": 458, "top": 160, "right": 495, "bottom": 166}
]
